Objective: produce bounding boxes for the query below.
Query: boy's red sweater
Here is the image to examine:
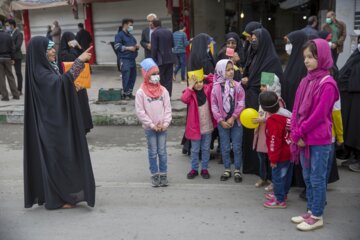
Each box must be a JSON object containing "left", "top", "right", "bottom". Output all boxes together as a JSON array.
[{"left": 265, "top": 113, "right": 291, "bottom": 164}]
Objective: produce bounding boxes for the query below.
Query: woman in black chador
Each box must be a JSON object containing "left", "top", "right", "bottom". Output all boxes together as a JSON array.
[
  {"left": 58, "top": 32, "right": 93, "bottom": 134},
  {"left": 24, "top": 36, "right": 95, "bottom": 209}
]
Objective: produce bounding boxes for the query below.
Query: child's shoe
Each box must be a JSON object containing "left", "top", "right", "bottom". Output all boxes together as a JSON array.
[
  {"left": 220, "top": 170, "right": 231, "bottom": 181},
  {"left": 265, "top": 183, "right": 273, "bottom": 192},
  {"left": 263, "top": 198, "right": 287, "bottom": 209},
  {"left": 151, "top": 174, "right": 160, "bottom": 187},
  {"left": 159, "top": 174, "right": 168, "bottom": 187},
  {"left": 187, "top": 169, "right": 199, "bottom": 179},
  {"left": 296, "top": 215, "right": 323, "bottom": 231},
  {"left": 200, "top": 169, "right": 210, "bottom": 179},
  {"left": 255, "top": 179, "right": 267, "bottom": 187},
  {"left": 265, "top": 192, "right": 288, "bottom": 202},
  {"left": 291, "top": 211, "right": 312, "bottom": 224},
  {"left": 234, "top": 170, "right": 242, "bottom": 183}
]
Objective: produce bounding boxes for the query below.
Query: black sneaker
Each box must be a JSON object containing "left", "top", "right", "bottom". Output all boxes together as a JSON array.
[
  {"left": 234, "top": 170, "right": 242, "bottom": 183},
  {"left": 341, "top": 158, "right": 359, "bottom": 167},
  {"left": 187, "top": 169, "right": 198, "bottom": 179},
  {"left": 13, "top": 96, "right": 20, "bottom": 100},
  {"left": 1, "top": 97, "right": 9, "bottom": 101},
  {"left": 220, "top": 170, "right": 231, "bottom": 181},
  {"left": 128, "top": 94, "right": 136, "bottom": 100},
  {"left": 299, "top": 188, "right": 307, "bottom": 201},
  {"left": 200, "top": 169, "right": 210, "bottom": 179}
]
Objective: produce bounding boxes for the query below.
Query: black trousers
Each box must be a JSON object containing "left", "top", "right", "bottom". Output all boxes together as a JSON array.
[
  {"left": 14, "top": 59, "right": 23, "bottom": 92},
  {"left": 331, "top": 48, "right": 339, "bottom": 66},
  {"left": 159, "top": 63, "right": 173, "bottom": 97}
]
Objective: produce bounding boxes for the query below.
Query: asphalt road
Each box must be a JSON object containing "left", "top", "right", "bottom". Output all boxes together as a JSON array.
[{"left": 0, "top": 124, "right": 359, "bottom": 240}]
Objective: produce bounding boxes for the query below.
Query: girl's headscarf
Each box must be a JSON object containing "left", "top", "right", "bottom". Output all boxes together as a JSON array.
[
  {"left": 215, "top": 59, "right": 234, "bottom": 113},
  {"left": 140, "top": 58, "right": 162, "bottom": 98}
]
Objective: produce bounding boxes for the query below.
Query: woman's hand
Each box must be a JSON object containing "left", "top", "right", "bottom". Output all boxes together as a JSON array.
[
  {"left": 78, "top": 46, "right": 93, "bottom": 63},
  {"left": 74, "top": 83, "right": 84, "bottom": 92},
  {"left": 297, "top": 138, "right": 306, "bottom": 147},
  {"left": 241, "top": 77, "right": 248, "bottom": 86},
  {"left": 232, "top": 52, "right": 240, "bottom": 63}
]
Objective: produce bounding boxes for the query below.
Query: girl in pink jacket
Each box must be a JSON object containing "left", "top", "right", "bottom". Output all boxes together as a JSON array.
[
  {"left": 290, "top": 39, "right": 339, "bottom": 231},
  {"left": 211, "top": 59, "right": 245, "bottom": 182},
  {"left": 135, "top": 58, "right": 172, "bottom": 188},
  {"left": 181, "top": 73, "right": 216, "bottom": 179}
]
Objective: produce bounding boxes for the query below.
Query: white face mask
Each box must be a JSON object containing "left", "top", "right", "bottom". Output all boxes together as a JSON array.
[
  {"left": 285, "top": 43, "right": 292, "bottom": 55},
  {"left": 357, "top": 43, "right": 360, "bottom": 52},
  {"left": 328, "top": 42, "right": 333, "bottom": 48},
  {"left": 149, "top": 74, "right": 160, "bottom": 84}
]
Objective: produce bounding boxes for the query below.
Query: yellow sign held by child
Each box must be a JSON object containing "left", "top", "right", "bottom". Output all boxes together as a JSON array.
[{"left": 187, "top": 68, "right": 204, "bottom": 82}]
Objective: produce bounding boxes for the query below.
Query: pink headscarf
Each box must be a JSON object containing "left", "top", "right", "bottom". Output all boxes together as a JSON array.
[
  {"left": 141, "top": 67, "right": 163, "bottom": 99},
  {"left": 214, "top": 59, "right": 234, "bottom": 113}
]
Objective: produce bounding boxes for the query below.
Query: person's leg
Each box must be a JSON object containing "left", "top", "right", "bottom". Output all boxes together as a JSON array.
[
  {"left": 272, "top": 162, "right": 286, "bottom": 202},
  {"left": 257, "top": 152, "right": 266, "bottom": 181},
  {"left": 200, "top": 133, "right": 212, "bottom": 170},
  {"left": 165, "top": 64, "right": 173, "bottom": 96},
  {"left": 331, "top": 49, "right": 339, "bottom": 65},
  {"left": 326, "top": 143, "right": 335, "bottom": 185},
  {"left": 218, "top": 125, "right": 231, "bottom": 170},
  {"left": 128, "top": 60, "right": 137, "bottom": 97},
  {"left": 180, "top": 53, "right": 186, "bottom": 81},
  {"left": 300, "top": 150, "right": 312, "bottom": 211},
  {"left": 284, "top": 161, "right": 294, "bottom": 196},
  {"left": 0, "top": 61, "right": 9, "bottom": 99},
  {"left": 231, "top": 123, "right": 243, "bottom": 171},
  {"left": 14, "top": 59, "right": 23, "bottom": 93},
  {"left": 190, "top": 139, "right": 201, "bottom": 171},
  {"left": 4, "top": 60, "right": 19, "bottom": 98},
  {"left": 157, "top": 131, "right": 168, "bottom": 174},
  {"left": 144, "top": 130, "right": 159, "bottom": 175},
  {"left": 174, "top": 54, "right": 181, "bottom": 75},
  {"left": 310, "top": 145, "right": 331, "bottom": 217},
  {"left": 120, "top": 59, "right": 131, "bottom": 97}
]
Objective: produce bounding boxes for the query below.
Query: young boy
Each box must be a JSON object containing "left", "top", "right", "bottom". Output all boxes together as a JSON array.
[{"left": 259, "top": 91, "right": 293, "bottom": 208}]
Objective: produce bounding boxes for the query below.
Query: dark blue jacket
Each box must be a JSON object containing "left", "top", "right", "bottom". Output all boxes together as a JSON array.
[{"left": 114, "top": 30, "right": 138, "bottom": 59}]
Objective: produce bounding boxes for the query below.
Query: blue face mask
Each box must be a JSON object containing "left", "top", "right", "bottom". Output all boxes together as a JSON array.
[
  {"left": 6, "top": 26, "right": 12, "bottom": 32},
  {"left": 128, "top": 25, "right": 134, "bottom": 33},
  {"left": 326, "top": 18, "right": 332, "bottom": 24}
]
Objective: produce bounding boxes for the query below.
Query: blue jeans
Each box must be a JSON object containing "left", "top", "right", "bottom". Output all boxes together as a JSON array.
[
  {"left": 300, "top": 144, "right": 332, "bottom": 217},
  {"left": 258, "top": 152, "right": 272, "bottom": 181},
  {"left": 272, "top": 161, "right": 293, "bottom": 202},
  {"left": 144, "top": 130, "right": 168, "bottom": 175},
  {"left": 190, "top": 133, "right": 212, "bottom": 171},
  {"left": 174, "top": 53, "right": 186, "bottom": 81},
  {"left": 120, "top": 58, "right": 137, "bottom": 96},
  {"left": 218, "top": 123, "right": 243, "bottom": 170},
  {"left": 327, "top": 143, "right": 335, "bottom": 183}
]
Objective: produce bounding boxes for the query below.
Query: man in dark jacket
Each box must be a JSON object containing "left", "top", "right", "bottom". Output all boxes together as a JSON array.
[
  {"left": 302, "top": 16, "right": 319, "bottom": 37},
  {"left": 5, "top": 19, "right": 23, "bottom": 94},
  {"left": 140, "top": 13, "right": 157, "bottom": 58},
  {"left": 0, "top": 21, "right": 20, "bottom": 101},
  {"left": 76, "top": 23, "right": 92, "bottom": 50},
  {"left": 114, "top": 18, "right": 139, "bottom": 100},
  {"left": 151, "top": 19, "right": 176, "bottom": 97},
  {"left": 322, "top": 11, "right": 347, "bottom": 65}
]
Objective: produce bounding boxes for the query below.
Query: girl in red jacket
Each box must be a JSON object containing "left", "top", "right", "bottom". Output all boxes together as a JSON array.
[
  {"left": 259, "top": 91, "right": 293, "bottom": 209},
  {"left": 181, "top": 74, "right": 216, "bottom": 179}
]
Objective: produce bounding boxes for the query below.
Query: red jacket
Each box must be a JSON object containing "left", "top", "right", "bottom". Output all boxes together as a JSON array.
[
  {"left": 181, "top": 81, "right": 217, "bottom": 140},
  {"left": 265, "top": 109, "right": 292, "bottom": 164}
]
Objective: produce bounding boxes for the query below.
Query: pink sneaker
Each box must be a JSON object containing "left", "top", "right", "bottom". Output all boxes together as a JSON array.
[
  {"left": 265, "top": 192, "right": 288, "bottom": 202},
  {"left": 263, "top": 198, "right": 287, "bottom": 209},
  {"left": 297, "top": 216, "right": 324, "bottom": 231}
]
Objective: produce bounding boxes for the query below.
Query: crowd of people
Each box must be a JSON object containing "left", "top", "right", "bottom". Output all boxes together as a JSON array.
[{"left": 0, "top": 9, "right": 358, "bottom": 234}]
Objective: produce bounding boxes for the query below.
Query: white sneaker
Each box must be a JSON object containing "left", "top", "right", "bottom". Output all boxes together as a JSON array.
[
  {"left": 291, "top": 211, "right": 312, "bottom": 224},
  {"left": 296, "top": 215, "right": 323, "bottom": 231}
]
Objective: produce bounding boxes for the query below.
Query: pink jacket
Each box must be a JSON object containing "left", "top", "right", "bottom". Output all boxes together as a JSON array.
[
  {"left": 135, "top": 86, "right": 172, "bottom": 130},
  {"left": 211, "top": 80, "right": 245, "bottom": 126},
  {"left": 181, "top": 84, "right": 217, "bottom": 140}
]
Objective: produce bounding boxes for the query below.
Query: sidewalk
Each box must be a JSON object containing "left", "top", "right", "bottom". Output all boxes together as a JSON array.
[{"left": 0, "top": 65, "right": 188, "bottom": 125}]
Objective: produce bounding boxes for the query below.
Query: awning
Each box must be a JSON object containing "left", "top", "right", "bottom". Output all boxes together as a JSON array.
[
  {"left": 11, "top": 1, "right": 68, "bottom": 10},
  {"left": 11, "top": 0, "right": 123, "bottom": 10}
]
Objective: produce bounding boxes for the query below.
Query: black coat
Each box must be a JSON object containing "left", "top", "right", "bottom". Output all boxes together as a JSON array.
[
  {"left": 0, "top": 30, "right": 14, "bottom": 59},
  {"left": 151, "top": 27, "right": 176, "bottom": 66},
  {"left": 187, "top": 33, "right": 215, "bottom": 75},
  {"left": 76, "top": 29, "right": 92, "bottom": 50},
  {"left": 24, "top": 36, "right": 95, "bottom": 209},
  {"left": 140, "top": 27, "right": 151, "bottom": 58},
  {"left": 58, "top": 32, "right": 93, "bottom": 133},
  {"left": 11, "top": 29, "right": 23, "bottom": 60}
]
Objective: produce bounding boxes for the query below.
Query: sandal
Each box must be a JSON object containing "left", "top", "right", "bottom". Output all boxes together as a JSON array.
[
  {"left": 220, "top": 170, "right": 231, "bottom": 181},
  {"left": 234, "top": 170, "right": 242, "bottom": 183}
]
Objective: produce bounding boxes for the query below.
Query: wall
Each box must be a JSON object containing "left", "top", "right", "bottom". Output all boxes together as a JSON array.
[
  {"left": 92, "top": 0, "right": 171, "bottom": 64},
  {"left": 193, "top": 0, "right": 225, "bottom": 53},
  {"left": 336, "top": 0, "right": 355, "bottom": 68}
]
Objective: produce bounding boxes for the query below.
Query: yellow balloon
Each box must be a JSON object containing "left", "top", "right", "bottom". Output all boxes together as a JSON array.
[{"left": 240, "top": 108, "right": 259, "bottom": 129}]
